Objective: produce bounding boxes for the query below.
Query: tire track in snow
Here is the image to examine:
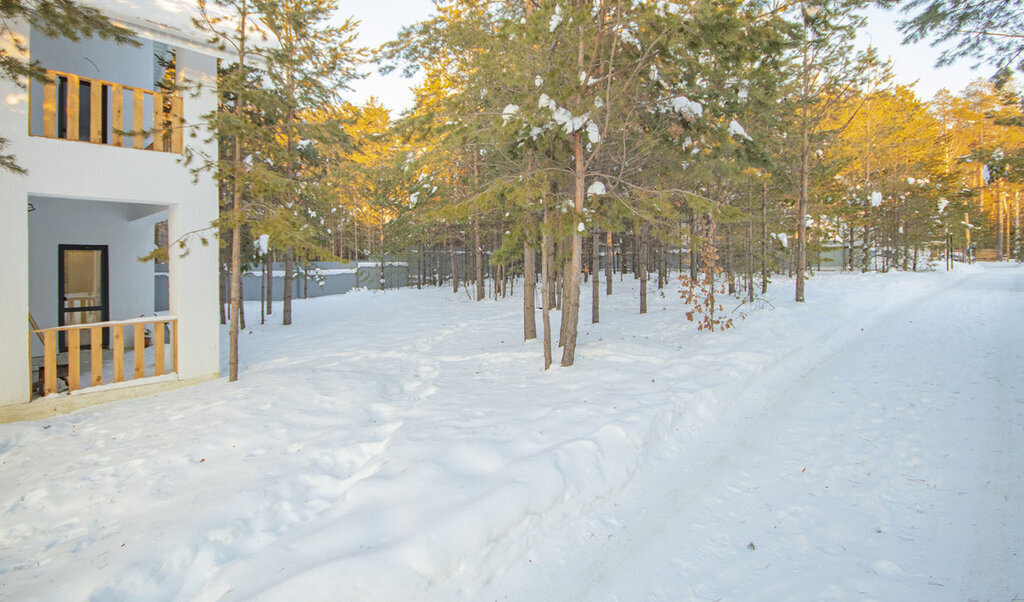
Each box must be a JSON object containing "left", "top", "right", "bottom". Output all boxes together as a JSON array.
[{"left": 501, "top": 267, "right": 1024, "bottom": 601}]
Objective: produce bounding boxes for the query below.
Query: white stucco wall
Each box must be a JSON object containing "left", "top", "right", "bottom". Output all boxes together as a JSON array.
[
  {"left": 29, "top": 26, "right": 155, "bottom": 88},
  {"left": 167, "top": 47, "right": 220, "bottom": 382},
  {"left": 0, "top": 17, "right": 220, "bottom": 406}
]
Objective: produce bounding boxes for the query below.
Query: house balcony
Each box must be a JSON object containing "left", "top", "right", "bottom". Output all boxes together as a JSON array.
[{"left": 29, "top": 68, "right": 183, "bottom": 154}]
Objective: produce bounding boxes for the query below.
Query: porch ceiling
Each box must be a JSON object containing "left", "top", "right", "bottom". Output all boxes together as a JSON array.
[{"left": 28, "top": 195, "right": 168, "bottom": 222}]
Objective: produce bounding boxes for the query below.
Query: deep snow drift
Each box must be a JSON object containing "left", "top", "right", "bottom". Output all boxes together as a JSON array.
[{"left": 1, "top": 264, "right": 1021, "bottom": 600}]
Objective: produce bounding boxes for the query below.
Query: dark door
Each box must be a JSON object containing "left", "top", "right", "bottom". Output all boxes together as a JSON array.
[{"left": 58, "top": 244, "right": 109, "bottom": 350}]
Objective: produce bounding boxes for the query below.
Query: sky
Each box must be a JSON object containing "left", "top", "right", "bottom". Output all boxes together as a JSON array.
[{"left": 338, "top": 2, "right": 990, "bottom": 115}]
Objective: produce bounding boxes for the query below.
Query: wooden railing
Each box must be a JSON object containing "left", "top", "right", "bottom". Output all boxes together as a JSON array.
[
  {"left": 31, "top": 69, "right": 183, "bottom": 153},
  {"left": 31, "top": 317, "right": 178, "bottom": 397}
]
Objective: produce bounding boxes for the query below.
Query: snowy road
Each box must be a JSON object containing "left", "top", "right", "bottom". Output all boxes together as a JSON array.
[{"left": 504, "top": 265, "right": 1024, "bottom": 601}]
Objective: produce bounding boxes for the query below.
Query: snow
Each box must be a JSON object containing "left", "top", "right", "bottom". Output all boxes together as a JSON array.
[
  {"left": 871, "top": 191, "right": 884, "bottom": 206},
  {"left": 254, "top": 234, "right": 269, "bottom": 256},
  {"left": 501, "top": 103, "right": 520, "bottom": 125},
  {"left": 538, "top": 94, "right": 593, "bottom": 137},
  {"left": 587, "top": 180, "right": 606, "bottom": 196},
  {"left": 564, "top": 113, "right": 590, "bottom": 135},
  {"left": 2, "top": 265, "right": 1023, "bottom": 600},
  {"left": 728, "top": 119, "right": 752, "bottom": 141},
  {"left": 548, "top": 7, "right": 562, "bottom": 32},
  {"left": 663, "top": 95, "right": 703, "bottom": 120}
]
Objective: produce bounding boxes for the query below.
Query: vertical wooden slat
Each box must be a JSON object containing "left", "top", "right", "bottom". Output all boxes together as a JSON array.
[
  {"left": 67, "top": 329, "right": 80, "bottom": 392},
  {"left": 154, "top": 320, "right": 165, "bottom": 376},
  {"left": 172, "top": 319, "right": 179, "bottom": 374},
  {"left": 112, "top": 84, "right": 123, "bottom": 146},
  {"left": 152, "top": 92, "right": 164, "bottom": 151},
  {"left": 67, "top": 73, "right": 80, "bottom": 140},
  {"left": 43, "top": 71, "right": 56, "bottom": 138},
  {"left": 133, "top": 89, "right": 144, "bottom": 149},
  {"left": 90, "top": 81, "right": 102, "bottom": 143},
  {"left": 113, "top": 326, "right": 124, "bottom": 382},
  {"left": 134, "top": 323, "right": 146, "bottom": 379},
  {"left": 43, "top": 331, "right": 57, "bottom": 395},
  {"left": 91, "top": 326, "right": 103, "bottom": 386},
  {"left": 171, "top": 96, "right": 183, "bottom": 153}
]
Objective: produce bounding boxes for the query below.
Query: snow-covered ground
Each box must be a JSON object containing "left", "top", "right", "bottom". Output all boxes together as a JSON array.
[{"left": 1, "top": 264, "right": 1021, "bottom": 600}]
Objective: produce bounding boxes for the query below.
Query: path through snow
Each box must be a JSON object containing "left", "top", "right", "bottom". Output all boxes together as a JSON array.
[
  {"left": 501, "top": 264, "right": 1024, "bottom": 600},
  {"left": 0, "top": 264, "right": 1021, "bottom": 600}
]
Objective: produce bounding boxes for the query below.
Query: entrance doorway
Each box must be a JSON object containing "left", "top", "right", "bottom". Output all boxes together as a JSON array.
[{"left": 58, "top": 244, "right": 109, "bottom": 350}]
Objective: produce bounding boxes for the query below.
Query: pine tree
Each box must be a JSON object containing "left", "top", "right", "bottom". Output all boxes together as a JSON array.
[
  {"left": 191, "top": 0, "right": 360, "bottom": 380},
  {"left": 780, "top": 0, "right": 882, "bottom": 301},
  {"left": 258, "top": 0, "right": 361, "bottom": 323}
]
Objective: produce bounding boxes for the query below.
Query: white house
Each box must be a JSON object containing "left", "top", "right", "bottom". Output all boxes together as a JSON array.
[{"left": 0, "top": 1, "right": 222, "bottom": 414}]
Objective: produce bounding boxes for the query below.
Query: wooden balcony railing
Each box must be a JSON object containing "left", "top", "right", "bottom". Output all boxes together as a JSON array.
[
  {"left": 31, "top": 316, "right": 179, "bottom": 397},
  {"left": 31, "top": 69, "right": 183, "bottom": 153}
]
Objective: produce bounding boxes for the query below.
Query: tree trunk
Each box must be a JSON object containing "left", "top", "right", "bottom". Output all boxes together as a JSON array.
[
  {"left": 725, "top": 230, "right": 735, "bottom": 295},
  {"left": 795, "top": 168, "right": 808, "bottom": 299},
  {"left": 219, "top": 259, "right": 227, "bottom": 325},
  {"left": 474, "top": 217, "right": 484, "bottom": 300},
  {"left": 283, "top": 247, "right": 294, "bottom": 325},
  {"left": 605, "top": 230, "right": 613, "bottom": 295},
  {"left": 229, "top": 225, "right": 241, "bottom": 381},
  {"left": 436, "top": 245, "right": 443, "bottom": 287},
  {"left": 1015, "top": 190, "right": 1020, "bottom": 260},
  {"left": 761, "top": 182, "right": 769, "bottom": 294},
  {"left": 591, "top": 230, "right": 599, "bottom": 324},
  {"left": 449, "top": 236, "right": 458, "bottom": 293},
  {"left": 689, "top": 212, "right": 700, "bottom": 282},
  {"left": 541, "top": 212, "right": 553, "bottom": 370},
  {"left": 560, "top": 129, "right": 586, "bottom": 367},
  {"left": 997, "top": 190, "right": 1005, "bottom": 261},
  {"left": 266, "top": 248, "right": 274, "bottom": 315},
  {"left": 582, "top": 234, "right": 590, "bottom": 284},
  {"left": 260, "top": 256, "right": 266, "bottom": 325},
  {"left": 747, "top": 211, "right": 755, "bottom": 303},
  {"left": 524, "top": 241, "right": 537, "bottom": 341},
  {"left": 555, "top": 266, "right": 562, "bottom": 312},
  {"left": 559, "top": 255, "right": 570, "bottom": 347},
  {"left": 416, "top": 244, "right": 423, "bottom": 289},
  {"left": 238, "top": 287, "right": 246, "bottom": 330},
  {"left": 862, "top": 221, "right": 871, "bottom": 272},
  {"left": 639, "top": 224, "right": 648, "bottom": 314},
  {"left": 657, "top": 241, "right": 666, "bottom": 290}
]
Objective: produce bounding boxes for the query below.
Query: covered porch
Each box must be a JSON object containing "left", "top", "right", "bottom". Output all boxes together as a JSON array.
[{"left": 25, "top": 195, "right": 181, "bottom": 400}]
